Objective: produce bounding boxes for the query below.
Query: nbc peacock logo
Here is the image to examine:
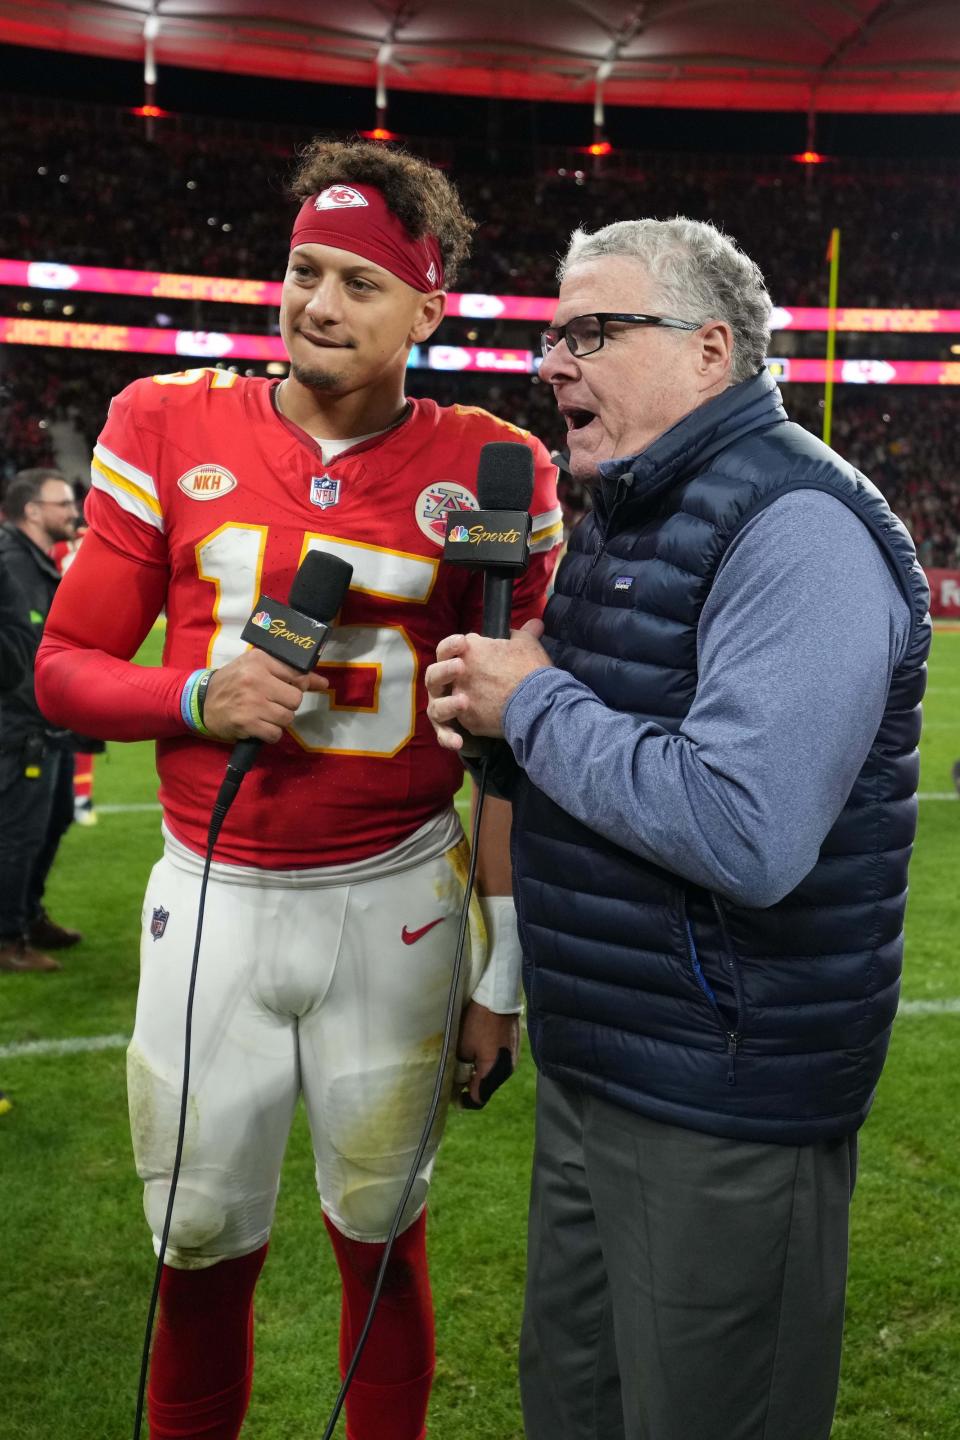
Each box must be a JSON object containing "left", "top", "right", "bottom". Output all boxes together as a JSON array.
[
  {"left": 448, "top": 524, "right": 471, "bottom": 543},
  {"left": 251, "top": 611, "right": 271, "bottom": 629}
]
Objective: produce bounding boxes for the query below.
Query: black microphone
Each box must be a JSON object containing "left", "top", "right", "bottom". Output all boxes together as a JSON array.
[
  {"left": 442, "top": 441, "right": 534, "bottom": 637},
  {"left": 215, "top": 550, "right": 353, "bottom": 819}
]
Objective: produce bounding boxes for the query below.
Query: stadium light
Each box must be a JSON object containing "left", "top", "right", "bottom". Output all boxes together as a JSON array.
[
  {"left": 792, "top": 150, "right": 828, "bottom": 164},
  {"left": 361, "top": 128, "right": 399, "bottom": 142},
  {"left": 132, "top": 105, "right": 170, "bottom": 119},
  {"left": 584, "top": 140, "right": 613, "bottom": 157}
]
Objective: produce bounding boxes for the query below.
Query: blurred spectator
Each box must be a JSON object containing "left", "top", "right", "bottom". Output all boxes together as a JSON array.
[
  {"left": 0, "top": 468, "right": 90, "bottom": 972},
  {"left": 0, "top": 547, "right": 39, "bottom": 1111},
  {"left": 1, "top": 97, "right": 958, "bottom": 567},
  {"left": 2, "top": 100, "right": 958, "bottom": 306}
]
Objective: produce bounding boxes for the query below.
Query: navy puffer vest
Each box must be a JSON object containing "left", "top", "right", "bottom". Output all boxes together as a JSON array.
[{"left": 513, "top": 369, "right": 930, "bottom": 1144}]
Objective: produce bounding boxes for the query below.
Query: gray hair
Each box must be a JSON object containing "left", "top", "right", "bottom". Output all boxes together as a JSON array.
[{"left": 558, "top": 217, "right": 772, "bottom": 384}]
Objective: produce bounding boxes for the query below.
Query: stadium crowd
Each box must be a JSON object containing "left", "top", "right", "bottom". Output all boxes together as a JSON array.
[
  {"left": 2, "top": 101, "right": 958, "bottom": 306},
  {"left": 1, "top": 99, "right": 959, "bottom": 566}
]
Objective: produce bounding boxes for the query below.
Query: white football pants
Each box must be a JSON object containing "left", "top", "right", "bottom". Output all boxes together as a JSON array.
[{"left": 128, "top": 825, "right": 484, "bottom": 1267}]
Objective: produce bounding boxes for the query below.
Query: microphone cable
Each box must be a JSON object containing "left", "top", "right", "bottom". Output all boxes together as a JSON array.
[
  {"left": 132, "top": 759, "right": 492, "bottom": 1440},
  {"left": 132, "top": 791, "right": 233, "bottom": 1439},
  {"left": 318, "top": 750, "right": 490, "bottom": 1440}
]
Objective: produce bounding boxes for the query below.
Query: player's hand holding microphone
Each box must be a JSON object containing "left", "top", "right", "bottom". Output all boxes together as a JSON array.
[
  {"left": 202, "top": 552, "right": 352, "bottom": 747},
  {"left": 195, "top": 551, "right": 354, "bottom": 825},
  {"left": 425, "top": 440, "right": 553, "bottom": 750},
  {"left": 202, "top": 650, "right": 327, "bottom": 745}
]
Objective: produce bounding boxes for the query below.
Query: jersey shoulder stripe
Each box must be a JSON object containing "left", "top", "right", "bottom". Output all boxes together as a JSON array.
[
  {"left": 91, "top": 441, "right": 164, "bottom": 532},
  {"left": 115, "top": 367, "right": 246, "bottom": 423},
  {"left": 530, "top": 507, "right": 564, "bottom": 553},
  {"left": 450, "top": 403, "right": 529, "bottom": 440}
]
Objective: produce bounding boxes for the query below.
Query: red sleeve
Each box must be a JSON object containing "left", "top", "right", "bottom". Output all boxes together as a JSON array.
[
  {"left": 86, "top": 383, "right": 169, "bottom": 567},
  {"left": 36, "top": 531, "right": 191, "bottom": 741}
]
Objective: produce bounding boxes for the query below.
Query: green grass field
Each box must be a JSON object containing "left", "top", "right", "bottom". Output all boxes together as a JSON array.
[{"left": 1, "top": 629, "right": 959, "bottom": 1439}]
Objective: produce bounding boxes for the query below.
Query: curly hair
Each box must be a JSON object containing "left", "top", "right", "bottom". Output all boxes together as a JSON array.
[{"left": 289, "top": 138, "right": 476, "bottom": 286}]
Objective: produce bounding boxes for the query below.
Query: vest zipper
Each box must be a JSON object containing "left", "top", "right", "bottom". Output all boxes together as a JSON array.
[
  {"left": 725, "top": 1031, "right": 739, "bottom": 1086},
  {"left": 711, "top": 895, "right": 745, "bottom": 1086},
  {"left": 574, "top": 524, "right": 606, "bottom": 597},
  {"left": 683, "top": 909, "right": 740, "bottom": 1084},
  {"left": 682, "top": 895, "right": 742, "bottom": 1086}
]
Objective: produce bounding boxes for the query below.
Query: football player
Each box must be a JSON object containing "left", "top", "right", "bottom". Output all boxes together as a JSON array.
[{"left": 36, "top": 139, "right": 561, "bottom": 1440}]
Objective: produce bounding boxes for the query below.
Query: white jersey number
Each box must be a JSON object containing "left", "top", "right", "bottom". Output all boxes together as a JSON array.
[{"left": 195, "top": 524, "right": 437, "bottom": 758}]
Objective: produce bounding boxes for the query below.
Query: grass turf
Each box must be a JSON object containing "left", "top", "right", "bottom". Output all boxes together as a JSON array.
[{"left": 1, "top": 628, "right": 958, "bottom": 1438}]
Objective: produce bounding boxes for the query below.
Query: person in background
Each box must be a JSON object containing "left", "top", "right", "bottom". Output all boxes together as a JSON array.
[
  {"left": 0, "top": 550, "right": 40, "bottom": 1108},
  {"left": 0, "top": 467, "right": 88, "bottom": 973}
]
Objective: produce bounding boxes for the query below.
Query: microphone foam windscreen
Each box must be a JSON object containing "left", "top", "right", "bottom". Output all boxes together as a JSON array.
[
  {"left": 476, "top": 441, "right": 535, "bottom": 511},
  {"left": 289, "top": 550, "right": 354, "bottom": 622}
]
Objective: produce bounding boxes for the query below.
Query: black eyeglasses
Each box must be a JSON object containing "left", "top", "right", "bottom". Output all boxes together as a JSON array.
[{"left": 540, "top": 311, "right": 702, "bottom": 359}]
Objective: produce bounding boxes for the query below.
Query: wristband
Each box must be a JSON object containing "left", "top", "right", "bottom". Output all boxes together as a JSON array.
[
  {"left": 181, "top": 668, "right": 213, "bottom": 737},
  {"left": 195, "top": 668, "right": 214, "bottom": 725},
  {"left": 471, "top": 894, "right": 524, "bottom": 1014}
]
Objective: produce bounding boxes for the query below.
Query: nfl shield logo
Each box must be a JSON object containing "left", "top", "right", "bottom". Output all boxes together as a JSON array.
[
  {"left": 151, "top": 906, "right": 170, "bottom": 942},
  {"left": 310, "top": 475, "right": 341, "bottom": 509}
]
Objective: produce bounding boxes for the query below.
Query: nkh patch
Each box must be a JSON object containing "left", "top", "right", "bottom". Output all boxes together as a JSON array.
[
  {"left": 614, "top": 576, "right": 634, "bottom": 592},
  {"left": 150, "top": 906, "right": 170, "bottom": 941},
  {"left": 414, "top": 481, "right": 479, "bottom": 546},
  {"left": 177, "top": 464, "right": 238, "bottom": 499},
  {"left": 310, "top": 475, "right": 341, "bottom": 509}
]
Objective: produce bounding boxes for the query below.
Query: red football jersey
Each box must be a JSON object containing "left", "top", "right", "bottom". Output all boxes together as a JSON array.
[{"left": 85, "top": 368, "right": 561, "bottom": 867}]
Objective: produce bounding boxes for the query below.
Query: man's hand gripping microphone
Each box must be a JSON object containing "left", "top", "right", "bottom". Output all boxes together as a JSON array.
[{"left": 440, "top": 441, "right": 535, "bottom": 758}]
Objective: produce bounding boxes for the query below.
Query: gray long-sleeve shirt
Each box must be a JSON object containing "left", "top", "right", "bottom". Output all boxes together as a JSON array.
[{"left": 504, "top": 488, "right": 912, "bottom": 909}]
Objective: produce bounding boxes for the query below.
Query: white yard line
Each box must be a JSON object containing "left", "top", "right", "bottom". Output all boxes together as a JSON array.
[
  {"left": 0, "top": 1033, "right": 129, "bottom": 1060},
  {"left": 898, "top": 998, "right": 960, "bottom": 1017},
  {"left": 93, "top": 794, "right": 956, "bottom": 818},
  {"left": 95, "top": 803, "right": 162, "bottom": 814},
  {"left": 3, "top": 998, "right": 960, "bottom": 1062}
]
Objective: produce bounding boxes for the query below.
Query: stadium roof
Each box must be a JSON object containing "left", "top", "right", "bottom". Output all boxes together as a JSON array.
[{"left": 2, "top": 0, "right": 959, "bottom": 115}]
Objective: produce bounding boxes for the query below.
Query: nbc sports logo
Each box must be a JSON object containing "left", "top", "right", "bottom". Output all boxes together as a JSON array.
[
  {"left": 448, "top": 524, "right": 471, "bottom": 543},
  {"left": 251, "top": 611, "right": 272, "bottom": 629}
]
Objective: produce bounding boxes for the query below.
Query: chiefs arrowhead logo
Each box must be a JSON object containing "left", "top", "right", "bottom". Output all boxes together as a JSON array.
[{"left": 315, "top": 185, "right": 369, "bottom": 211}]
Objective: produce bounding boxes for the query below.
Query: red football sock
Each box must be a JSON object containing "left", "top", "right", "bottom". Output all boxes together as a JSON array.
[
  {"left": 147, "top": 1244, "right": 268, "bottom": 1440},
  {"left": 324, "top": 1210, "right": 435, "bottom": 1440}
]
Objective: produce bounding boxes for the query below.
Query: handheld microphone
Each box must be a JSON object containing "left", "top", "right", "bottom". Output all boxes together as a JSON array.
[
  {"left": 217, "top": 549, "right": 353, "bottom": 814},
  {"left": 442, "top": 441, "right": 534, "bottom": 637}
]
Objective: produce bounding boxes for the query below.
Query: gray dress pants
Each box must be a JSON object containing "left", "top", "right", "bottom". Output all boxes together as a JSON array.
[{"left": 520, "top": 1074, "right": 856, "bottom": 1440}]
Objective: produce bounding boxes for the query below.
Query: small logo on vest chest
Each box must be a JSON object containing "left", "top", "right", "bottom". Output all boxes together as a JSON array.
[{"left": 614, "top": 575, "right": 634, "bottom": 592}]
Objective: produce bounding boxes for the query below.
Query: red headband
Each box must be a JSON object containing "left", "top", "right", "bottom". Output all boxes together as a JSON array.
[{"left": 290, "top": 183, "right": 444, "bottom": 293}]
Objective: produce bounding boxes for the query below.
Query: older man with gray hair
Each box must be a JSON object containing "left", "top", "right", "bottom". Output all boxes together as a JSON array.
[{"left": 426, "top": 217, "right": 929, "bottom": 1439}]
